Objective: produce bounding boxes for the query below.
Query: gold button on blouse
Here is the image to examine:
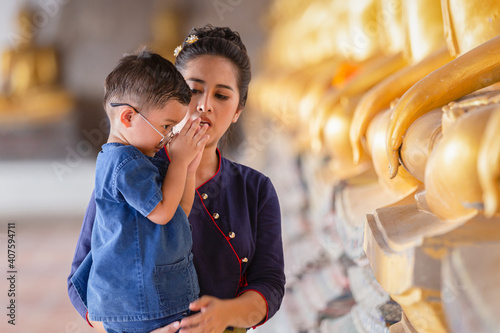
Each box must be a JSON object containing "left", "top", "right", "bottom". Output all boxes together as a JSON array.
[
  {"left": 201, "top": 193, "right": 208, "bottom": 200},
  {"left": 242, "top": 257, "right": 248, "bottom": 263},
  {"left": 213, "top": 212, "right": 219, "bottom": 219},
  {"left": 229, "top": 231, "right": 236, "bottom": 239}
]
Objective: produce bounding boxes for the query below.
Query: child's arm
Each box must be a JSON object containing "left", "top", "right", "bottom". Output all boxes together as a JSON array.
[
  {"left": 181, "top": 171, "right": 196, "bottom": 217},
  {"left": 148, "top": 158, "right": 189, "bottom": 225},
  {"left": 180, "top": 148, "right": 203, "bottom": 216},
  {"left": 147, "top": 119, "right": 208, "bottom": 225}
]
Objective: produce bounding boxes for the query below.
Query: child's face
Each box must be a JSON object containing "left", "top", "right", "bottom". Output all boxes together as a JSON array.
[{"left": 129, "top": 101, "right": 187, "bottom": 156}]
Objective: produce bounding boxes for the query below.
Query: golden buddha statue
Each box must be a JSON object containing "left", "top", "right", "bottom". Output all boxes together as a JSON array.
[
  {"left": 312, "top": 0, "right": 409, "bottom": 177},
  {"left": 478, "top": 106, "right": 500, "bottom": 217},
  {"left": 310, "top": 0, "right": 420, "bottom": 186},
  {"left": 148, "top": 6, "right": 182, "bottom": 62},
  {"left": 386, "top": 5, "right": 500, "bottom": 179},
  {"left": 349, "top": 0, "right": 451, "bottom": 191},
  {"left": 424, "top": 97, "right": 500, "bottom": 223},
  {"left": 0, "top": 7, "right": 73, "bottom": 124},
  {"left": 402, "top": 0, "right": 446, "bottom": 63},
  {"left": 442, "top": 0, "right": 500, "bottom": 56}
]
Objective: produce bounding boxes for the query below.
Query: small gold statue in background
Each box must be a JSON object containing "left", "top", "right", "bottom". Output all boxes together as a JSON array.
[
  {"left": 0, "top": 7, "right": 73, "bottom": 124},
  {"left": 148, "top": 6, "right": 183, "bottom": 62}
]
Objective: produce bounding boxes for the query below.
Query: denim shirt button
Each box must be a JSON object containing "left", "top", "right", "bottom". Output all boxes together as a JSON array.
[
  {"left": 201, "top": 193, "right": 208, "bottom": 200},
  {"left": 229, "top": 231, "right": 236, "bottom": 239},
  {"left": 213, "top": 212, "right": 219, "bottom": 219}
]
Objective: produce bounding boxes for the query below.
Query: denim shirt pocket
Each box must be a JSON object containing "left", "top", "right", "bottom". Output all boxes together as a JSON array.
[{"left": 154, "top": 253, "right": 200, "bottom": 310}]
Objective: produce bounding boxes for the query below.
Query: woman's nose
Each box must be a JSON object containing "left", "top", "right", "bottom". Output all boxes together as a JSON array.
[{"left": 197, "top": 95, "right": 212, "bottom": 113}]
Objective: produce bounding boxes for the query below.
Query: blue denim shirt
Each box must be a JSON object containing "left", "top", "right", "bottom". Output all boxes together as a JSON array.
[{"left": 71, "top": 143, "right": 199, "bottom": 322}]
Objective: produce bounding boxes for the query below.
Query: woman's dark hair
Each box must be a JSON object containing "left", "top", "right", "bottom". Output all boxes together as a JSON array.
[{"left": 174, "top": 25, "right": 251, "bottom": 109}]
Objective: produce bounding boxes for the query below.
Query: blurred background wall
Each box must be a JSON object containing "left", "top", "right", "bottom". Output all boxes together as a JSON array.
[{"left": 0, "top": 0, "right": 269, "bottom": 217}]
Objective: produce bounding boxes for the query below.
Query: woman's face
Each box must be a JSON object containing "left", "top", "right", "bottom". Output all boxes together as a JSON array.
[{"left": 181, "top": 55, "right": 242, "bottom": 149}]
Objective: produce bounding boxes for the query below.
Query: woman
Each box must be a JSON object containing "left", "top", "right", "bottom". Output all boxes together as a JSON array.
[{"left": 67, "top": 25, "right": 285, "bottom": 333}]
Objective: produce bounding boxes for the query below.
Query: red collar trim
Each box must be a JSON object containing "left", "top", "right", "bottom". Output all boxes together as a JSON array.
[
  {"left": 163, "top": 146, "right": 171, "bottom": 162},
  {"left": 197, "top": 148, "right": 222, "bottom": 189},
  {"left": 162, "top": 146, "right": 222, "bottom": 190}
]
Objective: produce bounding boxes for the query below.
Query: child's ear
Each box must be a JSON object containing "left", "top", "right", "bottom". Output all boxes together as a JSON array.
[{"left": 119, "top": 108, "right": 135, "bottom": 128}]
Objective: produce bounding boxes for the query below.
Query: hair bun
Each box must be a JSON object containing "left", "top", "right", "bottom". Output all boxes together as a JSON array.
[{"left": 186, "top": 24, "right": 247, "bottom": 53}]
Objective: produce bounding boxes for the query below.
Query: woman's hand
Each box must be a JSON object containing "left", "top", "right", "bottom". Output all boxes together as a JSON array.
[{"left": 179, "top": 296, "right": 231, "bottom": 333}]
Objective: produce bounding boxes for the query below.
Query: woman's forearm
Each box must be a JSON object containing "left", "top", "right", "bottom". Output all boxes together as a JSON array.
[{"left": 225, "top": 291, "right": 267, "bottom": 328}]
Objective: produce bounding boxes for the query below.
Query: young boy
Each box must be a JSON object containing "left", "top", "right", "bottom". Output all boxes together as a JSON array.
[{"left": 71, "top": 49, "right": 208, "bottom": 333}]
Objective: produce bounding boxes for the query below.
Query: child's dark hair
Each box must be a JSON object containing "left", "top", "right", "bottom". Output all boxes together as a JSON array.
[
  {"left": 104, "top": 47, "right": 191, "bottom": 115},
  {"left": 174, "top": 25, "right": 251, "bottom": 109}
]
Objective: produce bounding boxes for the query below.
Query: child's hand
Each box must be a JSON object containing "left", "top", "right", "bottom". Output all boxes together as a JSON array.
[
  {"left": 187, "top": 147, "right": 204, "bottom": 174},
  {"left": 168, "top": 118, "right": 209, "bottom": 166}
]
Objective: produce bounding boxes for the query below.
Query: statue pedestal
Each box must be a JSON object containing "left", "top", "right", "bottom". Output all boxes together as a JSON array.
[
  {"left": 442, "top": 243, "right": 500, "bottom": 333},
  {"left": 0, "top": 107, "right": 79, "bottom": 159},
  {"left": 364, "top": 203, "right": 500, "bottom": 332},
  {"left": 390, "top": 313, "right": 419, "bottom": 333}
]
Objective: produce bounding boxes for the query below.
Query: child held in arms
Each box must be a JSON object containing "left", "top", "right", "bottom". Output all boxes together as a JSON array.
[{"left": 71, "top": 48, "right": 208, "bottom": 333}]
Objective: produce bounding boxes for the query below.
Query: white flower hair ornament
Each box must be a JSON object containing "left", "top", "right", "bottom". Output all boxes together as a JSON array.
[{"left": 173, "top": 34, "right": 199, "bottom": 57}]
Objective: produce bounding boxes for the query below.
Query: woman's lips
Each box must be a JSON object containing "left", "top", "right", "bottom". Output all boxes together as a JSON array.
[{"left": 199, "top": 119, "right": 211, "bottom": 127}]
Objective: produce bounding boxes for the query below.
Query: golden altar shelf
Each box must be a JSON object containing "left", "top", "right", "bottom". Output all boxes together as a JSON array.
[{"left": 250, "top": 0, "right": 500, "bottom": 332}]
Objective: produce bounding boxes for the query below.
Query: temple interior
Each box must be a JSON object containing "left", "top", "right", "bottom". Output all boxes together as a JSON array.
[{"left": 1, "top": 0, "right": 500, "bottom": 332}]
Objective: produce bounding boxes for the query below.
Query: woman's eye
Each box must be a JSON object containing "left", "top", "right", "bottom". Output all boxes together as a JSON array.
[
  {"left": 191, "top": 88, "right": 201, "bottom": 94},
  {"left": 215, "top": 94, "right": 229, "bottom": 100},
  {"left": 163, "top": 125, "right": 170, "bottom": 130}
]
